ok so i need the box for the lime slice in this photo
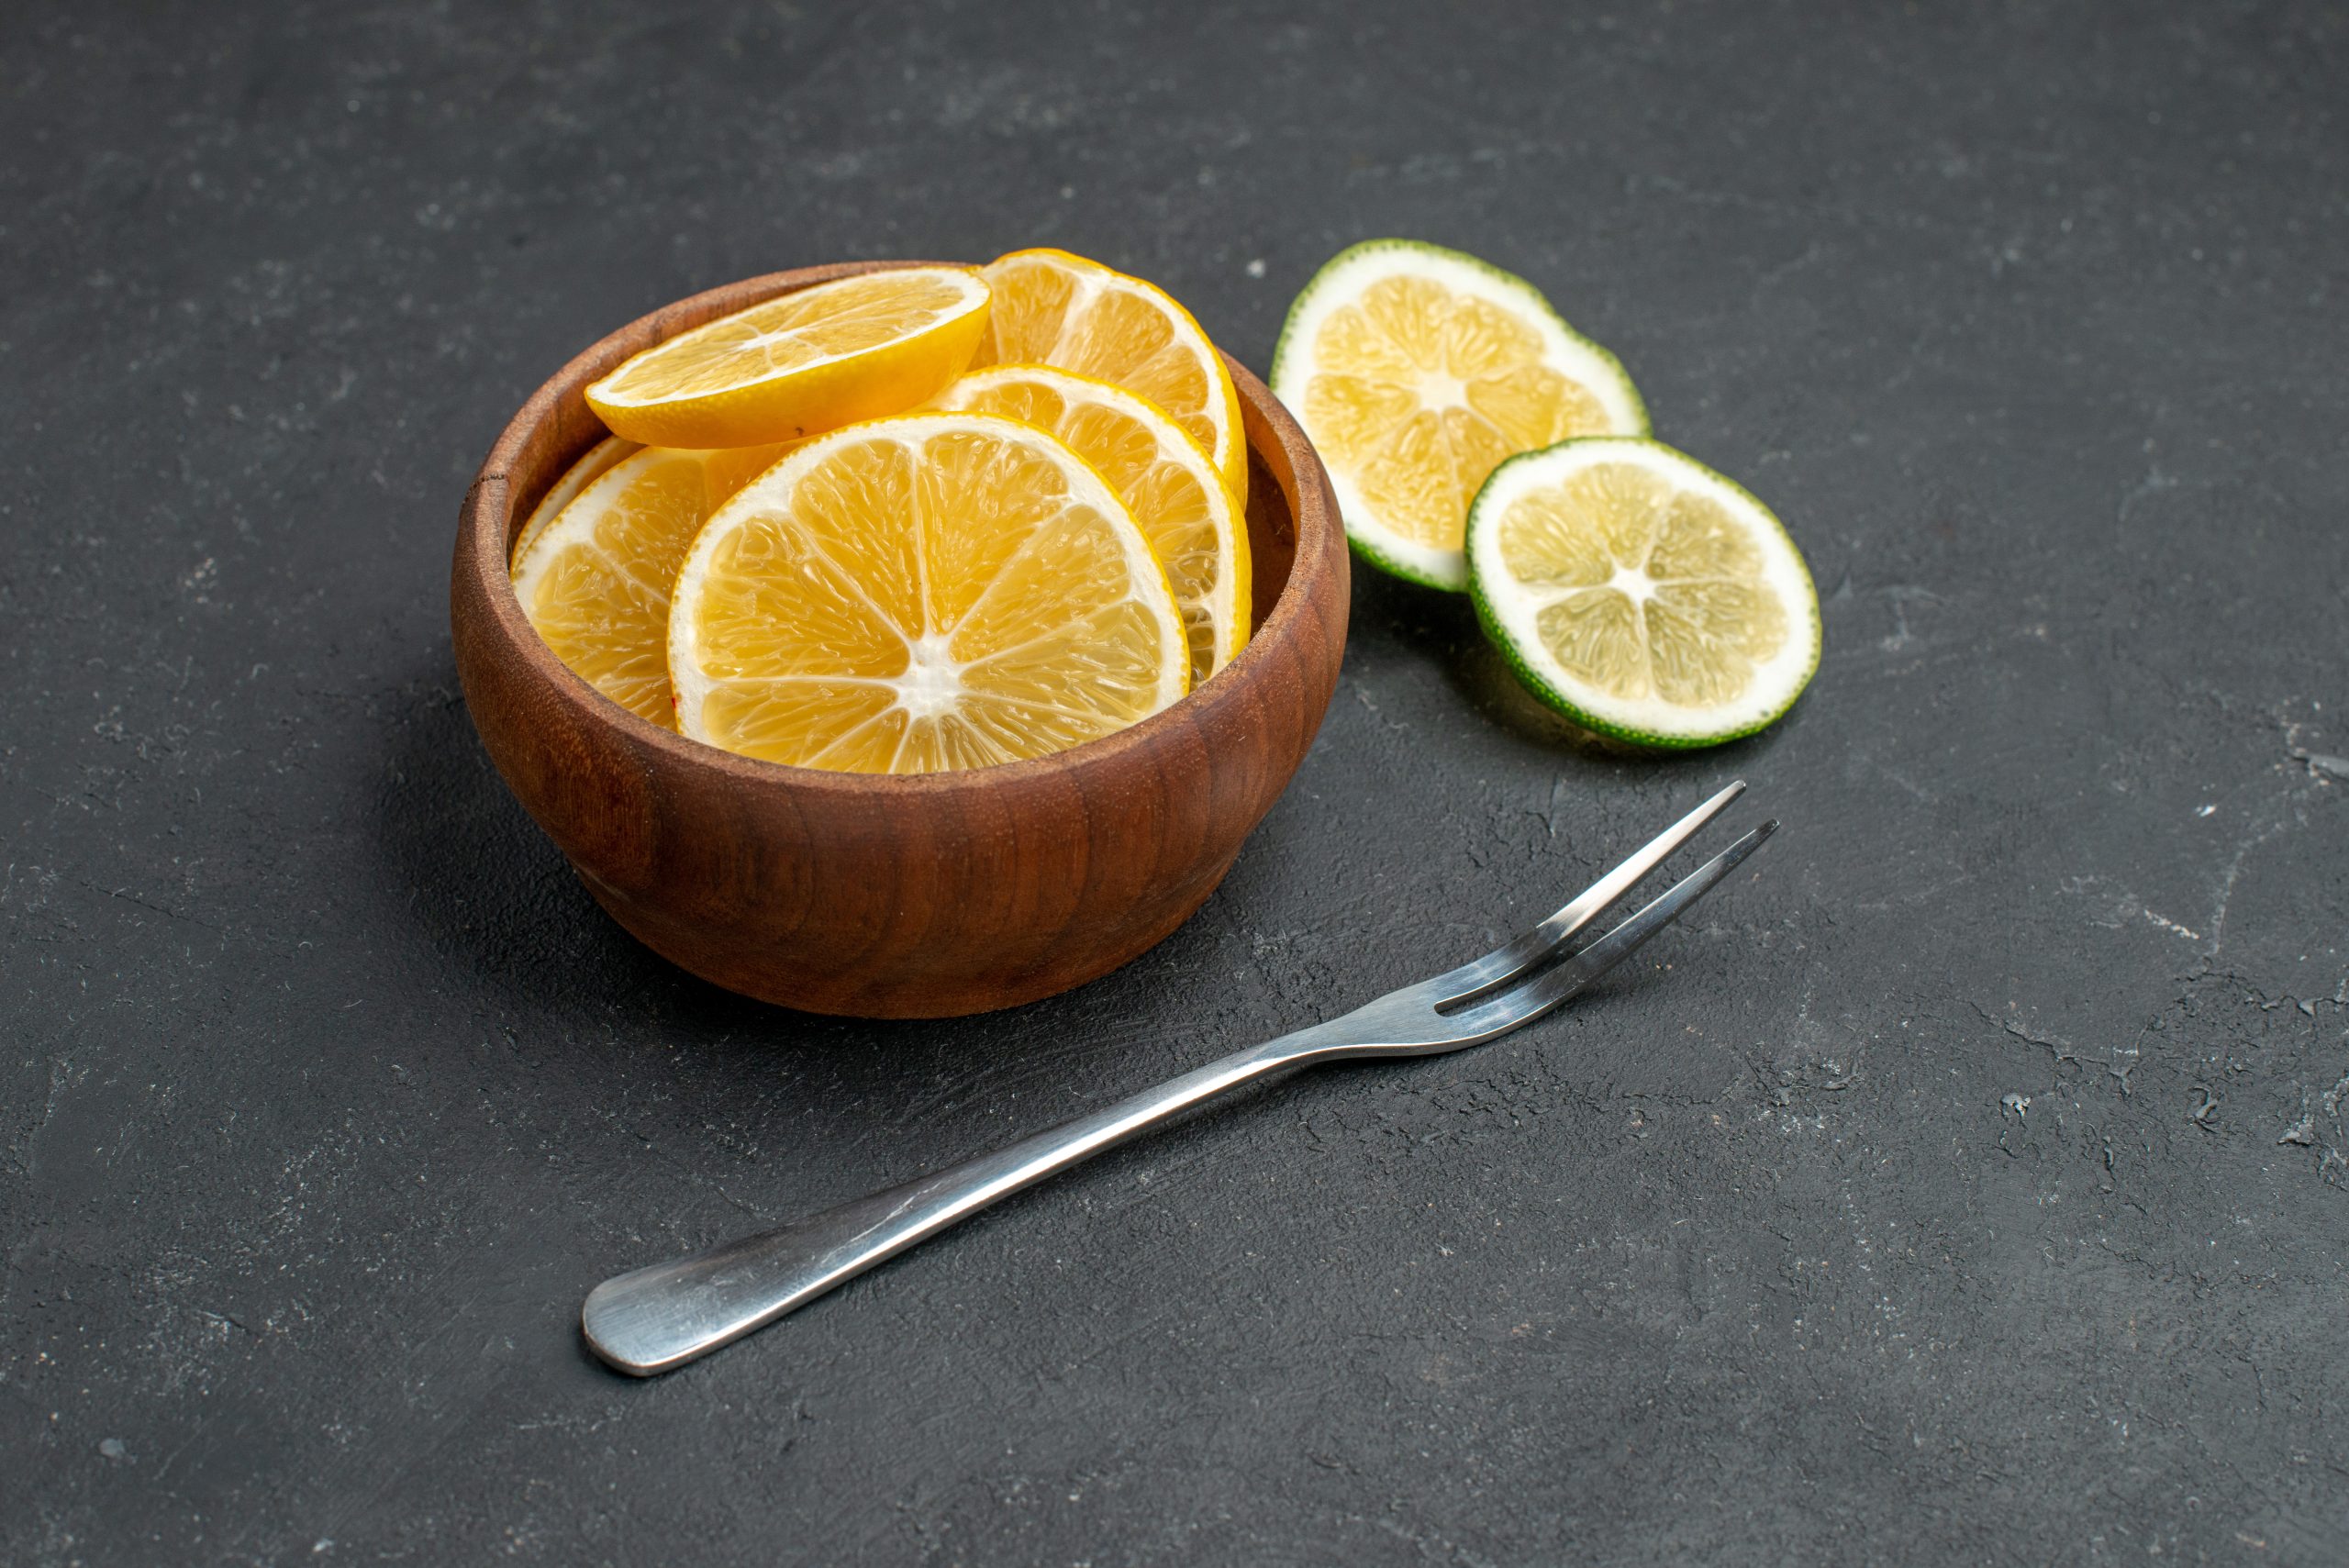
[1270,239,1647,591]
[1466,438,1820,748]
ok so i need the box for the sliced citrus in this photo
[511,435,640,565]
[669,414,1187,774]
[932,364,1249,685]
[584,267,991,449]
[968,249,1247,510]
[511,441,798,727]
[1466,438,1819,749]
[1271,239,1647,591]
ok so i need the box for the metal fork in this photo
[583,781,1775,1375]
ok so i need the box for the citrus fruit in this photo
[1271,239,1647,591]
[932,364,1249,685]
[1466,438,1819,749]
[668,414,1187,774]
[968,249,1247,509]
[511,435,640,565]
[510,441,798,727]
[584,267,991,449]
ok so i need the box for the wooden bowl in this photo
[451,261,1349,1018]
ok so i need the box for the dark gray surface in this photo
[5,1,2345,1562]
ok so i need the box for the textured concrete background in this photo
[5,2,2345,1562]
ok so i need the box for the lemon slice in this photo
[1271,239,1647,591]
[932,364,1249,685]
[585,268,991,449]
[969,249,1247,509]
[511,435,640,565]
[511,441,798,727]
[1467,438,1819,748]
[669,414,1187,774]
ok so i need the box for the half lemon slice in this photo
[932,364,1249,685]
[511,442,797,727]
[1272,239,1646,591]
[585,267,991,449]
[969,249,1247,510]
[1467,438,1820,749]
[668,414,1188,774]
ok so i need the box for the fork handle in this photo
[581,1035,1318,1375]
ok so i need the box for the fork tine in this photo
[1431,779,1747,1006]
[1439,818,1778,1042]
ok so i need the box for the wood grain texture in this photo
[451,261,1349,1018]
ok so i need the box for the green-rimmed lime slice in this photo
[1466,437,1820,748]
[1270,239,1647,591]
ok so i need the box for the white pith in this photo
[890,634,966,721]
[1468,439,1820,740]
[1271,242,1647,591]
[1608,564,1657,606]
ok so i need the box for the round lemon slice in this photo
[668,414,1188,774]
[1466,438,1820,749]
[1272,239,1647,591]
[585,267,991,449]
[511,441,798,727]
[932,364,1250,685]
[969,249,1247,510]
[511,435,640,566]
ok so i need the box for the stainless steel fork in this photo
[583,781,1775,1375]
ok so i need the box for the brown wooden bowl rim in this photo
[460,259,1341,799]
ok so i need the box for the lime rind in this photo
[1270,239,1650,593]
[1464,437,1820,750]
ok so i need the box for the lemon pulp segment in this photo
[971,249,1246,509]
[512,441,797,726]
[669,414,1188,774]
[934,364,1249,684]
